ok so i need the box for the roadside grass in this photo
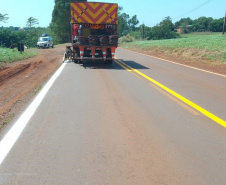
[120,33,226,63]
[34,84,43,95]
[0,48,37,65]
[180,32,221,38]
[3,114,15,126]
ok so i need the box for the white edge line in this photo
[119,47,226,78]
[0,62,67,165]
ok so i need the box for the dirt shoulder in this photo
[0,44,67,130]
[120,46,226,76]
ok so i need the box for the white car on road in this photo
[37,36,53,49]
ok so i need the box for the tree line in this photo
[0,26,53,48]
[0,1,225,48]
[0,13,53,48]
[0,0,85,48]
[119,13,225,40]
[175,17,224,33]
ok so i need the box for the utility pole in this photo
[142,22,145,39]
[223,9,226,35]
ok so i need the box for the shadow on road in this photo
[71,59,150,70]
[119,59,149,70]
[81,60,116,70]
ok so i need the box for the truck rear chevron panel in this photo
[71,2,118,24]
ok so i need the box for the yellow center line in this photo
[114,60,132,71]
[115,58,226,128]
[115,60,143,79]
[149,83,200,116]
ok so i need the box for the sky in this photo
[0,0,225,28]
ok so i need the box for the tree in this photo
[26,17,39,29]
[175,17,193,33]
[149,17,178,40]
[160,16,174,31]
[137,24,152,40]
[175,17,193,28]
[128,15,139,31]
[118,7,140,37]
[51,0,87,43]
[0,28,19,47]
[0,13,9,23]
[208,18,224,32]
[26,17,39,47]
[192,16,213,31]
[118,12,130,37]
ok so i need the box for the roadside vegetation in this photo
[0,26,55,48]
[120,32,226,63]
[117,6,226,65]
[0,48,37,64]
[3,113,15,126]
[33,84,43,95]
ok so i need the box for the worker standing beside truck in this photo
[73,24,79,43]
[64,2,118,64]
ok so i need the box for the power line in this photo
[172,0,214,20]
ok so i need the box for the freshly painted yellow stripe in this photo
[115,58,226,128]
[149,83,200,116]
[115,60,132,71]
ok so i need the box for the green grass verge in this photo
[3,114,15,125]
[0,48,37,64]
[34,84,43,95]
[120,33,226,63]
[180,32,222,38]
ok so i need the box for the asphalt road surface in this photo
[0,48,226,185]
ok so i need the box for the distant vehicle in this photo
[37,36,53,49]
[41,33,49,37]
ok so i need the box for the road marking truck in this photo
[64,2,118,64]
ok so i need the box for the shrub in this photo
[119,34,135,43]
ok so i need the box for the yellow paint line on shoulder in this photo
[149,83,200,116]
[115,58,226,128]
[115,60,132,71]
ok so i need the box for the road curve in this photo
[0,48,226,185]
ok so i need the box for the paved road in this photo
[0,48,226,184]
